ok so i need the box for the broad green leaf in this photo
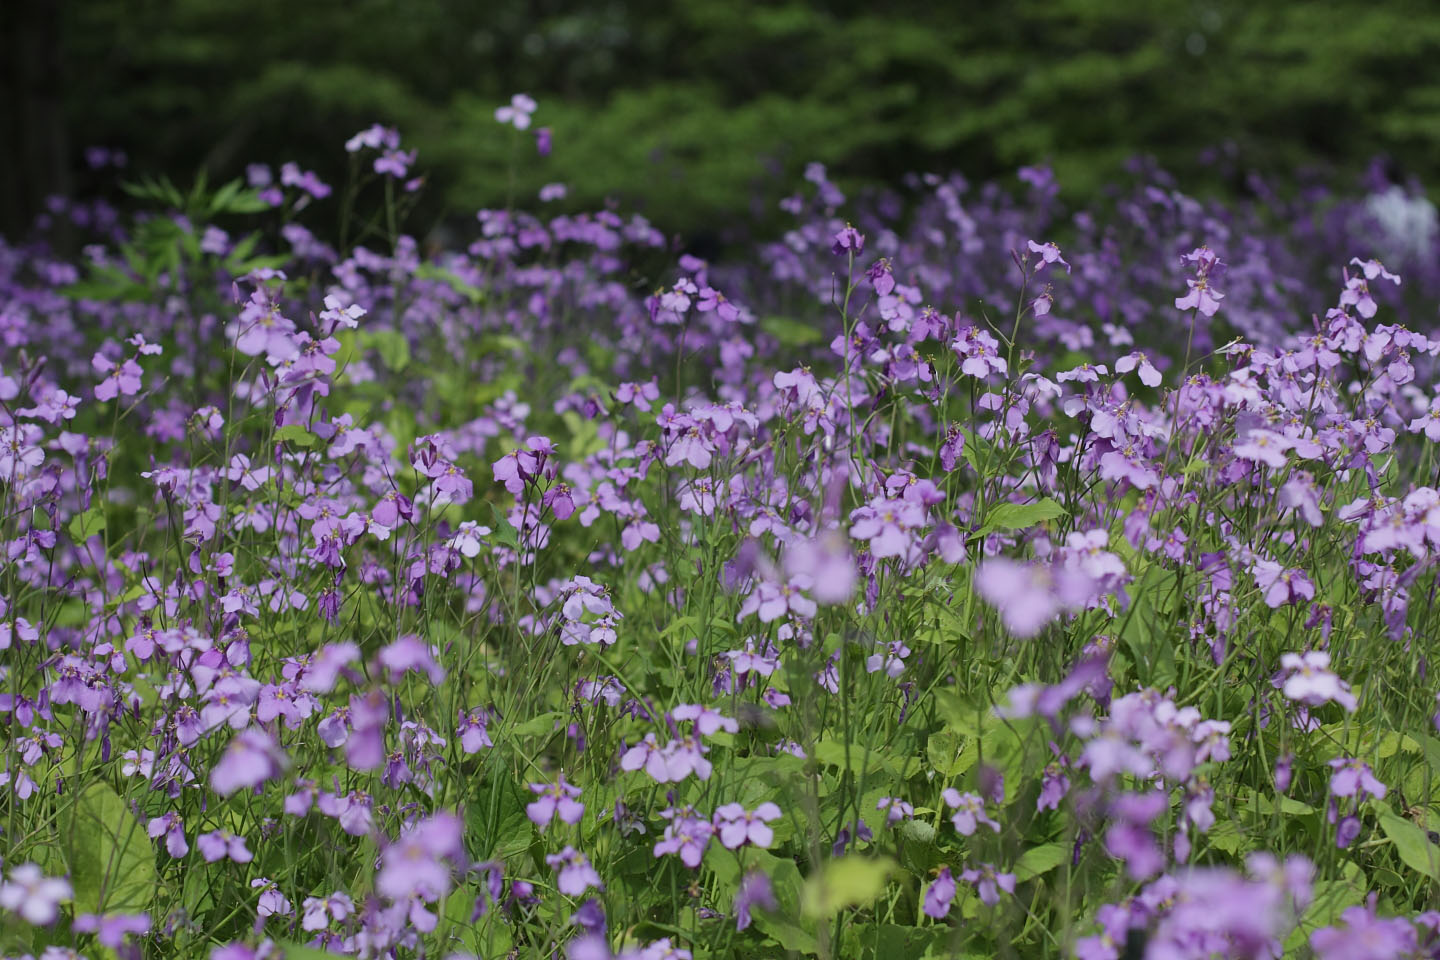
[68,505,107,541]
[68,782,158,914]
[488,503,521,550]
[814,739,892,776]
[364,328,412,372]
[274,424,318,448]
[978,498,1067,535]
[278,943,344,960]
[1380,811,1440,881]
[1286,865,1365,953]
[1013,842,1068,882]
[761,315,823,347]
[801,856,894,918]
[927,729,975,777]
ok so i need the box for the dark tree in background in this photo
[3,0,1439,239]
[2,0,71,234]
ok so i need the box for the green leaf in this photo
[274,424,318,448]
[1380,811,1440,881]
[813,739,892,776]
[67,782,159,914]
[801,856,894,918]
[761,315,823,347]
[1285,865,1365,953]
[277,943,343,960]
[68,505,107,541]
[1013,842,1068,882]
[926,729,975,778]
[977,498,1067,536]
[488,503,520,550]
[511,710,562,738]
[364,328,411,373]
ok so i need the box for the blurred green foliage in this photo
[25,0,1440,236]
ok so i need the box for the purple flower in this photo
[974,558,1095,638]
[0,864,71,925]
[251,877,293,917]
[714,802,781,849]
[653,810,715,868]
[196,829,253,863]
[527,776,586,830]
[376,811,464,901]
[1115,351,1162,387]
[72,912,150,947]
[1328,758,1387,799]
[92,353,143,401]
[1278,651,1357,712]
[783,534,856,605]
[1252,560,1315,609]
[942,789,999,836]
[547,846,604,896]
[1027,239,1071,273]
[734,871,776,931]
[301,892,354,931]
[1175,246,1224,315]
[849,496,927,559]
[210,727,288,796]
[922,867,956,919]
[831,225,864,256]
[961,863,1016,906]
[146,812,189,858]
[876,797,914,825]
[1311,896,1418,957]
[495,93,537,130]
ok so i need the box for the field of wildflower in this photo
[4,101,1440,960]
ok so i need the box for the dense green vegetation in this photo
[5,0,1440,237]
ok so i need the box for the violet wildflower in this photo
[301,892,355,931]
[146,812,189,858]
[251,877,293,917]
[961,863,1016,906]
[1311,896,1418,957]
[922,868,956,919]
[1175,245,1225,316]
[734,871,777,931]
[527,776,585,830]
[1278,651,1357,712]
[0,864,71,925]
[210,727,288,795]
[547,847,604,896]
[714,802,781,849]
[876,797,914,824]
[495,94,538,130]
[1329,758,1387,799]
[197,829,253,863]
[1027,239,1071,273]
[942,789,999,836]
[72,912,150,948]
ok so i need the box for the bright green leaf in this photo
[801,856,895,918]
